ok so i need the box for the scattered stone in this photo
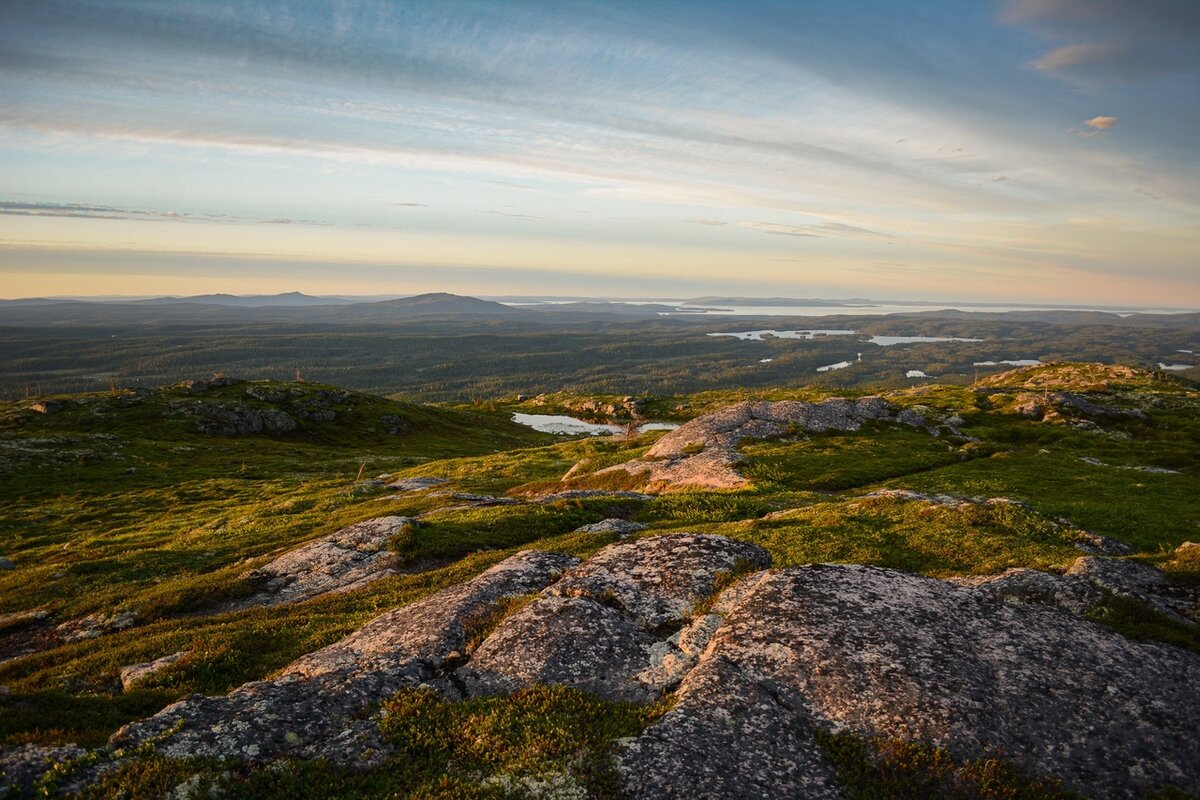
[0,556,13,570]
[119,651,189,690]
[228,517,416,610]
[386,476,449,492]
[55,610,138,643]
[593,398,924,491]
[1078,456,1180,474]
[571,518,645,537]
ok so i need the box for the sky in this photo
[1,0,1198,305]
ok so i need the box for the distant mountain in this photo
[132,292,346,307]
[349,293,519,316]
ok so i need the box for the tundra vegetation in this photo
[0,362,1197,798]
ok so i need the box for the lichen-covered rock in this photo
[180,402,297,436]
[0,744,88,797]
[624,564,1200,799]
[228,517,416,610]
[617,655,843,800]
[461,534,770,701]
[55,610,137,643]
[110,550,579,764]
[119,651,189,690]
[592,398,924,490]
[386,476,448,492]
[1067,556,1199,623]
[571,518,645,537]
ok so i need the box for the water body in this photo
[710,330,982,347]
[974,359,1042,367]
[817,360,853,372]
[759,358,774,363]
[866,335,982,346]
[512,413,678,436]
[1179,350,1194,354]
[1158,363,1194,371]
[906,370,931,378]
[707,329,856,341]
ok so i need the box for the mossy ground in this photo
[1,367,1197,797]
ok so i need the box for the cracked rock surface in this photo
[622,563,1200,799]
[460,534,769,701]
[21,535,1199,799]
[593,398,926,490]
[226,516,416,610]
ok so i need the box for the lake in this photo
[512,413,679,436]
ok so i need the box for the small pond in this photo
[512,413,679,436]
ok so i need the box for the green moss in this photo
[817,730,1083,799]
[1086,594,1200,655]
[708,495,1079,577]
[68,686,669,800]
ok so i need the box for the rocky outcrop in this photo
[618,563,1200,799]
[18,536,1197,799]
[976,363,1146,391]
[227,517,415,610]
[959,554,1199,625]
[179,402,297,436]
[591,398,926,491]
[460,534,770,702]
[1012,391,1149,425]
[110,550,578,765]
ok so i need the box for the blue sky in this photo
[1,0,1197,303]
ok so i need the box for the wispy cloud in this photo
[0,201,326,226]
[733,221,885,239]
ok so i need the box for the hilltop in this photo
[0,364,1197,798]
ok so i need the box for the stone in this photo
[227,517,416,610]
[1067,556,1199,623]
[27,400,63,414]
[56,610,138,643]
[0,557,13,570]
[119,651,189,690]
[386,476,449,492]
[0,744,88,797]
[460,534,771,701]
[571,518,645,537]
[181,402,297,436]
[621,564,1200,799]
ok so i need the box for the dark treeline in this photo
[0,311,1196,401]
